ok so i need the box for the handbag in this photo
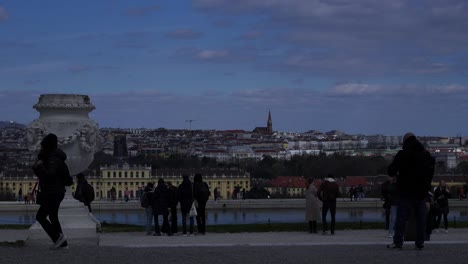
[31,181,45,205]
[189,201,197,217]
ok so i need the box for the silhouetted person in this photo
[318,174,340,235]
[167,181,179,234]
[381,176,398,237]
[387,132,435,250]
[151,178,173,236]
[32,133,69,250]
[305,178,320,233]
[193,173,210,234]
[178,175,195,236]
[434,181,451,233]
[74,173,94,212]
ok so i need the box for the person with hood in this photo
[193,173,210,235]
[141,182,154,235]
[74,173,94,212]
[167,181,179,234]
[387,132,435,250]
[151,178,173,236]
[178,175,195,236]
[434,181,451,233]
[305,178,321,233]
[381,176,399,237]
[318,174,341,235]
[32,133,69,250]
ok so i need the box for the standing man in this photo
[178,175,195,236]
[381,176,399,237]
[434,181,451,233]
[32,133,70,250]
[151,178,173,236]
[387,132,435,250]
[167,181,179,234]
[193,173,210,235]
[318,174,340,235]
[110,186,116,202]
[141,182,154,236]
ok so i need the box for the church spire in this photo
[267,110,272,133]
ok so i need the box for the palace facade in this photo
[0,164,251,201]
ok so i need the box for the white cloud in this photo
[194,0,468,77]
[331,83,384,96]
[196,49,231,60]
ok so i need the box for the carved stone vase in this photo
[26,94,99,175]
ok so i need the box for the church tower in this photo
[267,110,272,133]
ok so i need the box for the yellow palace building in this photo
[0,164,251,201]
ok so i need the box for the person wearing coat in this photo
[305,178,321,233]
[193,173,210,235]
[32,133,69,249]
[177,175,195,236]
[151,178,173,236]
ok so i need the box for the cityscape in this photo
[1,112,467,201]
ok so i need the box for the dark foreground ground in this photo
[2,244,468,264]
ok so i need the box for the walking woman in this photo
[32,133,69,250]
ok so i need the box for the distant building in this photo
[253,111,273,134]
[113,134,128,158]
[265,176,308,197]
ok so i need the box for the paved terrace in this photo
[1,229,468,264]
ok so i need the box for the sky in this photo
[1,0,468,136]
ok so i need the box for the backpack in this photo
[82,182,95,203]
[140,192,150,208]
[199,182,210,201]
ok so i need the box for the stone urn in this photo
[26,94,99,175]
[26,94,101,243]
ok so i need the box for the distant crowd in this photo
[139,173,210,236]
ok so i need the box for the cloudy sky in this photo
[1,0,468,136]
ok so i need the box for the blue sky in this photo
[1,0,468,136]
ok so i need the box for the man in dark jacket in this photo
[167,181,179,234]
[178,175,195,236]
[318,174,340,235]
[151,178,173,236]
[193,173,210,235]
[434,181,451,233]
[381,176,399,237]
[387,132,435,250]
[32,133,69,250]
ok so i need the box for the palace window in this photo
[124,172,128,178]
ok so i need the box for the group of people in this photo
[141,173,211,236]
[382,177,451,239]
[304,132,443,251]
[305,174,341,235]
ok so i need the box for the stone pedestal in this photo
[26,94,101,245]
